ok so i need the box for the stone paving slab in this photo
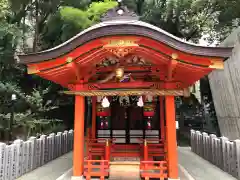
[109,164,140,180]
[17,147,238,180]
[179,165,193,180]
[109,165,192,180]
[17,152,73,180]
[178,147,237,180]
[55,165,190,180]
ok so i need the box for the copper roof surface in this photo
[17,20,233,64]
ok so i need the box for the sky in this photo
[198,34,218,47]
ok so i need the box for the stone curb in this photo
[178,164,195,180]
[56,168,73,180]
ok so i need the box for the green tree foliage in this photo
[123,0,240,44]
[211,0,240,42]
[122,0,240,134]
[42,0,117,48]
[0,0,118,140]
[0,0,239,140]
[0,0,19,63]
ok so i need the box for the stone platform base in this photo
[56,165,193,180]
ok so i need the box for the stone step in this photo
[112,157,140,161]
[110,161,140,165]
[109,164,140,180]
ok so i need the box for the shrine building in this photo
[17,2,232,180]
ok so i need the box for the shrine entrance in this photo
[97,96,161,144]
[17,1,231,179]
[111,96,142,144]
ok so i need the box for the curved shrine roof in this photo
[16,6,234,92]
[18,19,232,63]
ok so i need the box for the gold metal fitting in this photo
[106,139,109,146]
[115,67,124,79]
[144,139,147,146]
[27,66,40,74]
[66,57,73,63]
[209,59,224,69]
[171,53,178,60]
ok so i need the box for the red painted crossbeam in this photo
[84,81,182,90]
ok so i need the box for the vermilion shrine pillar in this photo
[165,96,179,180]
[73,84,85,179]
[91,97,97,139]
[159,96,165,140]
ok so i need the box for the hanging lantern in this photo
[143,103,155,117]
[143,95,155,117]
[105,120,109,128]
[97,96,110,129]
[145,95,153,102]
[100,117,109,129]
[100,119,104,129]
[97,103,110,117]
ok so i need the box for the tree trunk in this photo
[33,0,39,52]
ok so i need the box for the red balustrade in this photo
[111,144,141,158]
[85,139,106,160]
[105,139,111,160]
[148,143,165,158]
[140,161,168,180]
[84,137,168,180]
[84,160,109,180]
[138,138,165,160]
[85,138,114,160]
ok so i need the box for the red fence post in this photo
[105,139,110,160]
[144,139,148,161]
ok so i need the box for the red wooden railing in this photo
[148,143,165,158]
[84,137,168,179]
[105,139,111,161]
[111,144,141,158]
[138,138,165,160]
[84,160,109,180]
[85,139,106,160]
[86,137,165,161]
[140,161,168,180]
[85,138,114,160]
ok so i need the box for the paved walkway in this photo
[17,147,237,180]
[17,152,73,180]
[178,147,237,180]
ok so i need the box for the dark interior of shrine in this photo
[95,96,162,144]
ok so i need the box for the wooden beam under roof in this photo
[60,89,190,97]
